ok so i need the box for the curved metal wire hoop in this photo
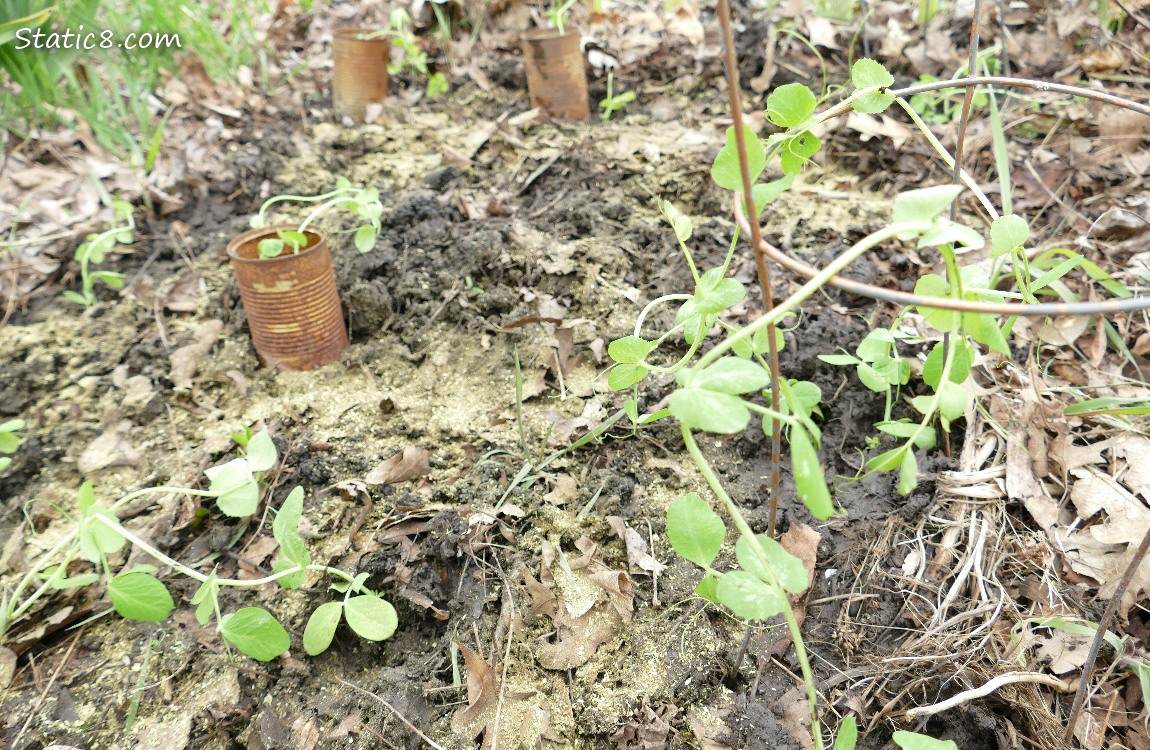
[734,198,1150,317]
[738,76,1150,317]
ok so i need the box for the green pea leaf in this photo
[786,380,822,420]
[990,214,1029,258]
[892,185,964,225]
[258,239,285,258]
[693,267,746,314]
[921,340,974,389]
[833,716,858,750]
[897,450,918,495]
[658,199,693,243]
[280,230,308,249]
[343,595,398,641]
[913,274,960,334]
[866,446,907,472]
[711,125,767,191]
[695,574,721,603]
[303,601,344,656]
[245,429,278,473]
[355,225,376,253]
[767,83,817,128]
[716,570,787,620]
[937,380,969,424]
[892,732,959,750]
[735,534,809,593]
[790,426,834,519]
[851,58,895,113]
[669,389,750,434]
[108,572,174,622]
[608,336,656,364]
[687,358,771,395]
[779,132,821,176]
[191,569,220,626]
[752,175,795,212]
[78,503,127,563]
[273,487,310,589]
[608,363,649,391]
[666,493,725,568]
[205,458,260,517]
[220,607,291,662]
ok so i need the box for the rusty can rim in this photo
[226,225,327,266]
[522,28,579,44]
[333,26,388,42]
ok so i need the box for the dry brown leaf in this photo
[78,420,141,474]
[0,646,16,689]
[168,320,223,389]
[606,516,667,577]
[781,523,820,591]
[844,111,912,149]
[161,274,204,312]
[544,474,578,506]
[451,644,551,749]
[776,686,815,750]
[364,446,431,485]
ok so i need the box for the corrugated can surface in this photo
[523,30,590,120]
[227,226,348,371]
[333,28,389,121]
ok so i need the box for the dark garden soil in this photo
[2,4,1149,750]
[0,79,964,750]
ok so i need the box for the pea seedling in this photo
[250,178,383,258]
[597,57,1083,749]
[63,198,133,307]
[0,428,397,661]
[0,419,22,474]
[544,0,578,35]
[599,71,635,122]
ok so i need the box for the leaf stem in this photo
[680,424,824,750]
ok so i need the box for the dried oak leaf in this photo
[168,319,223,390]
[451,644,551,750]
[78,420,141,474]
[365,446,431,485]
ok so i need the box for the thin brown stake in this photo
[1062,524,1150,744]
[715,0,782,539]
[949,0,983,222]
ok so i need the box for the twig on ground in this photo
[336,677,448,750]
[905,672,1071,720]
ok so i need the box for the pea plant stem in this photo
[4,530,81,627]
[680,424,824,750]
[87,513,358,589]
[695,221,933,374]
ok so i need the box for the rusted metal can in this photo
[332,27,390,121]
[522,30,590,120]
[226,226,348,371]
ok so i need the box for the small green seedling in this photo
[0,419,23,474]
[63,198,134,307]
[250,177,383,258]
[545,0,579,35]
[0,426,397,662]
[382,9,448,98]
[599,71,635,122]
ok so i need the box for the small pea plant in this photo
[383,8,448,98]
[599,71,635,123]
[63,198,133,307]
[544,0,578,35]
[0,428,396,661]
[0,419,22,474]
[602,58,1079,749]
[250,178,383,259]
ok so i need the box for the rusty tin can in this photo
[522,29,590,120]
[227,226,348,371]
[332,27,390,121]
